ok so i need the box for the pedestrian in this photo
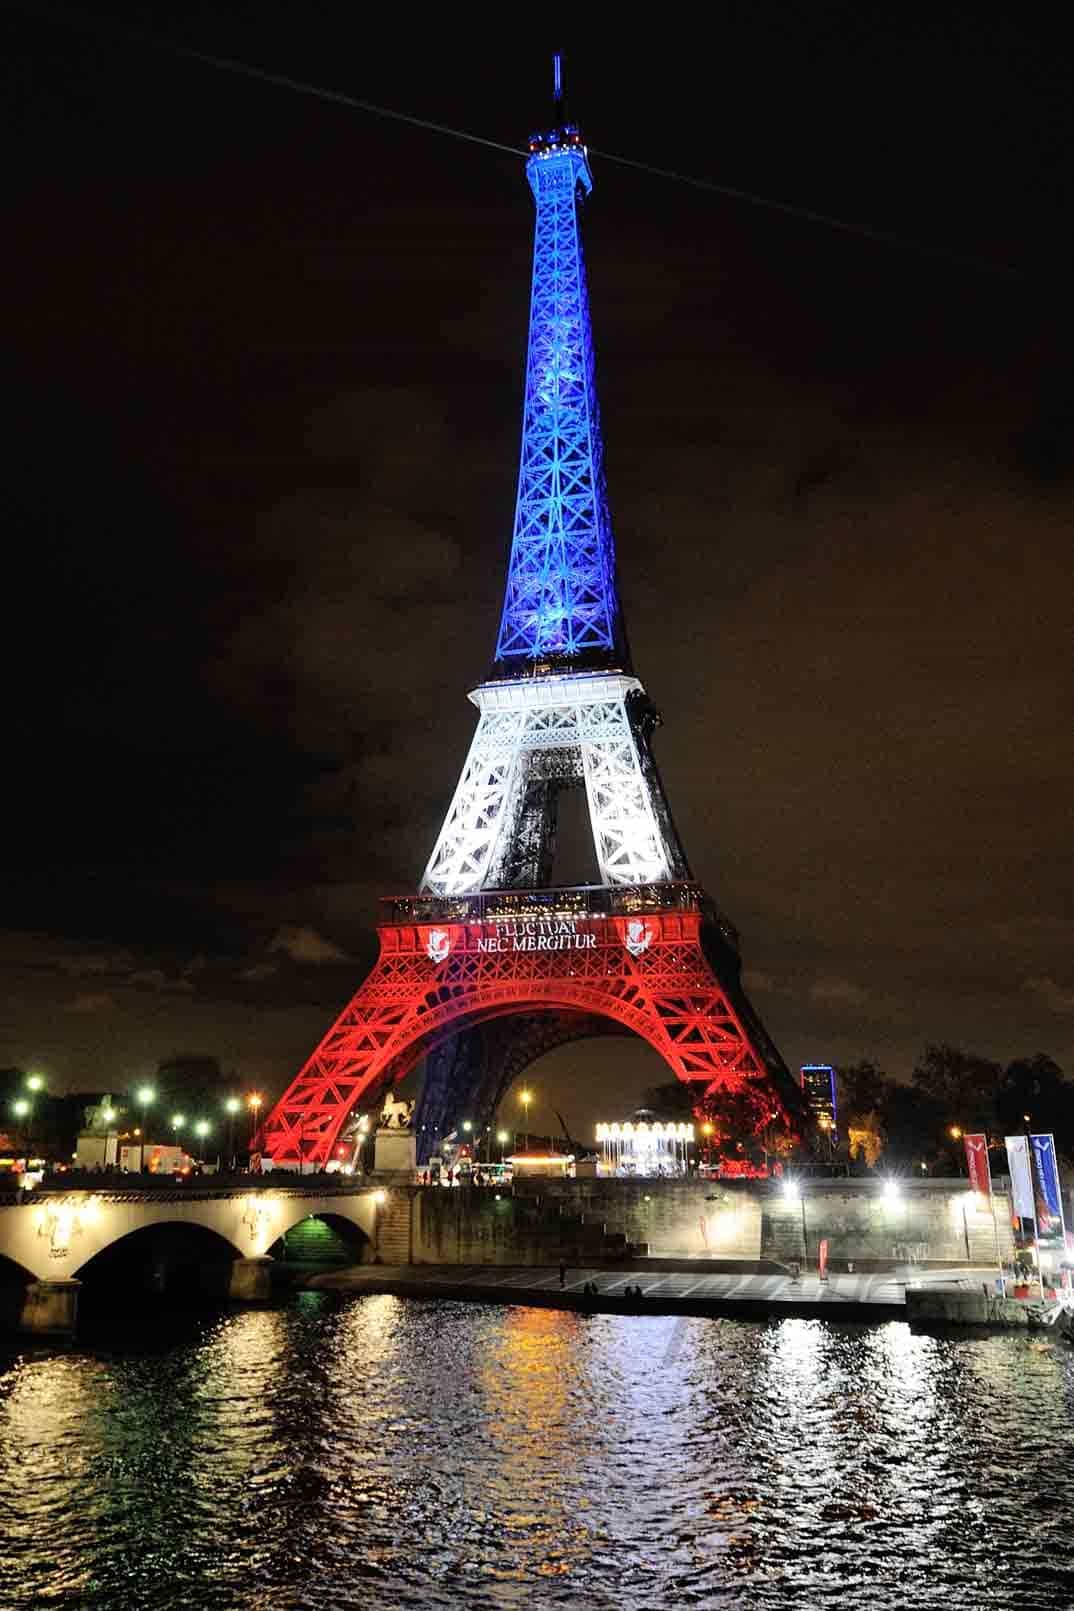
[559,1260,566,1288]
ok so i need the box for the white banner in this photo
[1005,1134,1035,1219]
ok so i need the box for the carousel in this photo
[595,1117,694,1177]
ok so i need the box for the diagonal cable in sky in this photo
[20,2,1021,278]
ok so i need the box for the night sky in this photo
[5,6,1073,1135]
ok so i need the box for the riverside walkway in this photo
[311,1262,1004,1321]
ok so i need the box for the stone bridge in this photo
[0,1180,400,1335]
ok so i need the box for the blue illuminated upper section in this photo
[493,123,629,675]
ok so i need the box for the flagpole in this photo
[1025,1120,1045,1300]
[966,1132,1003,1286]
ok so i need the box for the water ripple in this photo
[2,1299,1074,1608]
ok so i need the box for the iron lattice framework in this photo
[259,80,804,1166]
[420,673,690,895]
[262,888,794,1165]
[494,135,627,670]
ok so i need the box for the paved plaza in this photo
[313,1262,1004,1317]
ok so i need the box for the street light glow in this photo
[137,1085,155,1105]
[225,1097,240,1114]
[195,1120,210,1138]
[26,1074,45,1092]
[12,1099,30,1118]
[782,1180,800,1201]
[172,1113,185,1129]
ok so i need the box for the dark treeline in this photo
[641,1043,1073,1172]
[0,1055,251,1159]
[838,1045,1074,1171]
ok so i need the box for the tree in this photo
[837,1060,892,1125]
[995,1055,1074,1158]
[847,1111,884,1169]
[879,1079,945,1167]
[911,1043,1002,1136]
[639,1082,696,1122]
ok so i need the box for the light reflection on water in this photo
[2,1296,1074,1609]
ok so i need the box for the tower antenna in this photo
[552,51,564,123]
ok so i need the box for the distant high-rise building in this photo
[799,1064,837,1135]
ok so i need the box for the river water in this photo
[3,1294,1074,1609]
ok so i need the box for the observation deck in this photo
[380,882,741,952]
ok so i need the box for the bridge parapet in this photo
[0,1183,390,1284]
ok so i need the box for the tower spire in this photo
[493,58,629,675]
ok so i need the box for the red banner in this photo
[964,1133,992,1197]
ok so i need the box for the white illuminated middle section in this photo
[420,671,680,895]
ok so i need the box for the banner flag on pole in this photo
[1005,1135,1035,1219]
[1031,1133,1066,1252]
[964,1133,992,1197]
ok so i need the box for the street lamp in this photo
[224,1096,240,1169]
[12,1097,31,1164]
[171,1113,185,1155]
[195,1119,210,1165]
[135,1085,155,1172]
[247,1093,263,1146]
[96,1102,116,1171]
[26,1074,44,1093]
[518,1088,532,1150]
[497,1128,509,1162]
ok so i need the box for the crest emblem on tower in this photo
[424,928,452,965]
[257,56,807,1168]
[624,919,655,957]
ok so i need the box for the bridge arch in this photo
[268,1208,374,1268]
[264,1199,376,1255]
[72,1219,243,1279]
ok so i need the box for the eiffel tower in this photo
[260,59,805,1168]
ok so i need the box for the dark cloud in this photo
[268,926,351,966]
[128,970,195,995]
[64,992,118,1015]
[1025,977,1074,1016]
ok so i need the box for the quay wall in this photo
[403,1177,1017,1268]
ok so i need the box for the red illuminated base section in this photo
[259,902,795,1165]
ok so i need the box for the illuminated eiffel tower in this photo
[260,58,805,1167]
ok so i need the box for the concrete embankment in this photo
[309,1262,1074,1331]
[310,1262,929,1323]
[905,1285,1072,1331]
